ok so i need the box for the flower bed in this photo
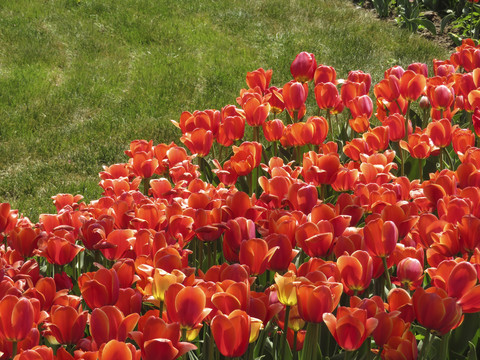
[2,39,480,360]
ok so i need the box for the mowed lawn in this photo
[0,0,449,220]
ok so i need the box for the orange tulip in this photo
[90,306,139,348]
[296,282,343,323]
[211,310,251,357]
[364,218,398,259]
[306,116,329,145]
[347,70,372,92]
[0,295,35,342]
[265,88,285,114]
[323,307,378,351]
[452,126,474,154]
[230,141,262,176]
[180,128,213,157]
[315,82,341,110]
[412,287,462,335]
[382,328,418,360]
[37,230,83,266]
[12,346,54,360]
[400,132,436,159]
[374,76,400,102]
[399,70,426,102]
[223,217,256,263]
[130,316,196,360]
[283,81,308,113]
[165,284,211,330]
[99,339,138,360]
[79,268,120,309]
[43,305,88,345]
[239,238,275,276]
[262,119,285,142]
[246,68,272,94]
[290,52,317,82]
[266,233,299,272]
[295,221,334,258]
[0,203,18,235]
[314,65,337,85]
[337,250,373,295]
[8,226,46,258]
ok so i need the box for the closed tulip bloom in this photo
[262,119,285,142]
[211,310,251,357]
[399,71,426,102]
[239,238,273,276]
[180,128,213,157]
[290,52,317,82]
[274,271,298,306]
[452,126,474,154]
[79,268,120,309]
[323,307,378,351]
[0,295,35,341]
[90,306,139,347]
[0,203,18,235]
[374,76,400,102]
[427,119,452,148]
[315,82,341,110]
[348,95,373,119]
[364,218,398,259]
[296,282,343,323]
[38,231,84,266]
[99,339,136,360]
[314,65,337,85]
[396,258,423,289]
[412,287,462,335]
[427,84,454,110]
[347,70,372,92]
[283,81,308,112]
[337,250,373,294]
[165,284,211,330]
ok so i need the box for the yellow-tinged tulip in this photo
[274,271,297,306]
[151,269,185,303]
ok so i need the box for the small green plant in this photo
[395,0,437,35]
[450,2,480,43]
[372,0,392,18]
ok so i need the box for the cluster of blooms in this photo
[3,39,480,360]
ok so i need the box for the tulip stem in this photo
[399,145,405,177]
[293,330,298,360]
[419,158,423,181]
[303,322,321,360]
[159,300,164,317]
[327,111,334,142]
[3,234,7,251]
[441,331,451,360]
[419,331,433,360]
[404,101,411,142]
[439,147,444,171]
[279,305,291,359]
[11,341,17,358]
[143,177,150,196]
[381,257,392,292]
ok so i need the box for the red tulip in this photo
[0,295,35,341]
[43,305,88,345]
[211,310,251,357]
[79,268,120,309]
[165,284,211,330]
[296,282,343,323]
[323,307,378,351]
[290,52,317,82]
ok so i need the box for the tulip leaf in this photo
[413,18,437,35]
[441,13,455,33]
[450,313,480,355]
[467,341,477,360]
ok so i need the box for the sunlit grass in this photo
[0,0,449,219]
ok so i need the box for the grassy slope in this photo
[0,0,449,220]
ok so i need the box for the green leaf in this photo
[468,341,477,360]
[441,13,456,33]
[449,32,463,46]
[414,18,437,35]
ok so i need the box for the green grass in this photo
[0,0,449,220]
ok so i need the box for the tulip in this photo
[246,68,272,93]
[412,287,462,335]
[90,306,139,347]
[43,305,88,345]
[0,295,35,342]
[164,284,211,330]
[314,65,336,85]
[211,310,251,357]
[290,52,316,82]
[0,203,18,235]
[99,339,137,360]
[79,268,120,309]
[130,316,196,360]
[323,307,378,351]
[296,282,343,323]
[180,128,213,157]
[337,250,373,295]
[274,271,297,306]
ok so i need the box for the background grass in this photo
[0,0,449,220]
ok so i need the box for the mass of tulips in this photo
[4,39,480,360]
